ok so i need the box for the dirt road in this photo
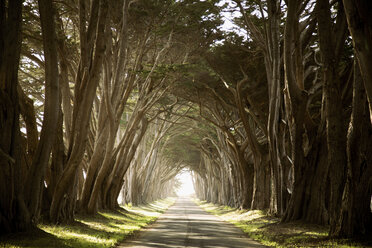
[119,197,266,248]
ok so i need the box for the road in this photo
[119,196,266,248]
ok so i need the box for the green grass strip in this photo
[0,197,175,248]
[195,199,370,248]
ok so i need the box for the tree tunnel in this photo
[1,0,372,240]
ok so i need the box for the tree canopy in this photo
[0,0,371,239]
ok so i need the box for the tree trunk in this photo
[316,0,348,235]
[18,86,38,164]
[49,0,108,223]
[43,107,65,218]
[266,0,284,216]
[24,0,60,220]
[104,117,148,209]
[335,60,372,237]
[251,156,270,210]
[343,0,372,123]
[0,0,29,233]
[87,121,116,214]
[79,126,107,211]
[281,0,308,223]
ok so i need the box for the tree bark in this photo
[104,116,148,209]
[0,0,29,233]
[281,0,308,223]
[343,0,372,124]
[50,0,108,223]
[335,60,372,237]
[316,0,348,235]
[266,0,285,216]
[18,86,38,165]
[24,0,60,220]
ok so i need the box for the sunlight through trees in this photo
[175,170,195,196]
[0,0,371,240]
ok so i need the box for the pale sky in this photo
[176,170,195,196]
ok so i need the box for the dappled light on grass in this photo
[40,227,112,245]
[0,198,175,248]
[195,199,368,248]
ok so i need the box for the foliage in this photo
[1,0,371,240]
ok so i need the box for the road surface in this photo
[119,197,266,248]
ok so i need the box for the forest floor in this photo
[196,199,372,248]
[0,198,175,248]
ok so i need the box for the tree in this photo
[335,60,372,237]
[316,0,348,234]
[0,0,25,233]
[1,0,371,239]
[24,0,60,222]
[49,0,109,223]
[343,0,372,124]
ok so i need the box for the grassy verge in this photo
[195,199,371,248]
[0,197,175,248]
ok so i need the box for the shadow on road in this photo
[119,197,266,248]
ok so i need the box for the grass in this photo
[0,198,175,248]
[195,199,372,248]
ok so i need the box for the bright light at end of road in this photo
[176,170,195,196]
